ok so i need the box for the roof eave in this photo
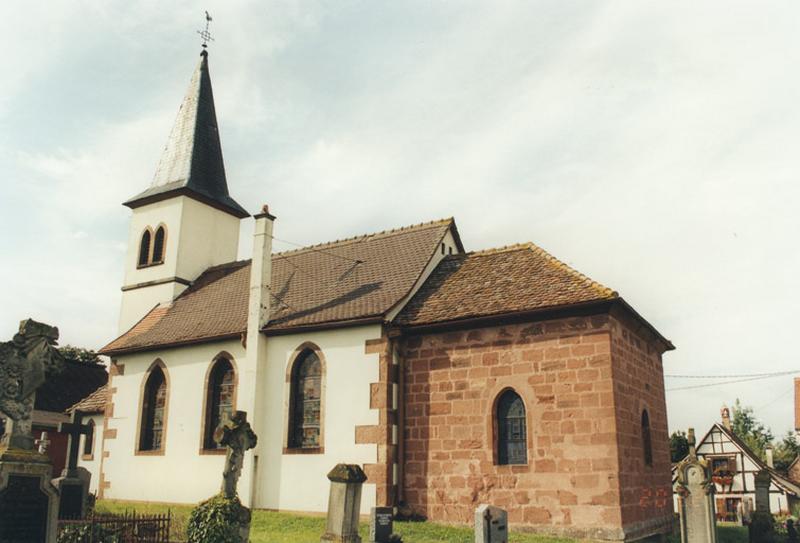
[99,331,244,357]
[123,186,250,219]
[262,316,384,336]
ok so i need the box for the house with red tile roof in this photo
[95,48,674,542]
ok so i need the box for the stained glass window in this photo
[140,365,167,451]
[642,410,653,467]
[205,358,235,449]
[290,351,322,449]
[497,390,527,465]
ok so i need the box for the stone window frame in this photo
[199,352,239,455]
[641,408,653,468]
[137,227,154,268]
[136,224,168,269]
[135,359,171,456]
[81,418,95,461]
[151,223,168,265]
[492,387,529,466]
[282,342,327,455]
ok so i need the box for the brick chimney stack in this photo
[795,378,800,431]
[721,405,732,431]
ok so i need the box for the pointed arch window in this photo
[289,350,322,449]
[152,226,166,264]
[138,229,152,267]
[642,409,653,467]
[203,357,236,450]
[82,419,95,458]
[139,364,168,452]
[496,389,527,465]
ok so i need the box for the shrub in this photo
[186,493,251,543]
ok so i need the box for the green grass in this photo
[96,500,751,543]
[97,500,575,542]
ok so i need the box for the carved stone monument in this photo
[475,505,508,543]
[52,410,93,519]
[321,464,367,543]
[212,410,257,542]
[675,428,717,543]
[0,319,65,543]
[749,470,775,542]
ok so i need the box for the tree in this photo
[58,345,103,366]
[773,432,800,473]
[731,399,774,461]
[670,430,690,463]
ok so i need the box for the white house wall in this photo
[76,413,104,495]
[103,339,245,504]
[255,324,381,514]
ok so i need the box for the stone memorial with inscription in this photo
[0,319,65,543]
[321,463,367,543]
[475,504,508,543]
[675,428,717,543]
[52,410,93,519]
[370,506,398,543]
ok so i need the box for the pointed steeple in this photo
[125,51,249,218]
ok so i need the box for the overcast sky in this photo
[1,2,798,437]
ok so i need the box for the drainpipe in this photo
[240,205,275,508]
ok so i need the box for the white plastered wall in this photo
[76,413,104,495]
[119,196,241,333]
[255,324,381,514]
[102,339,245,504]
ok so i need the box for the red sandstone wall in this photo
[401,315,630,540]
[608,315,673,540]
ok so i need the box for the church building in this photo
[97,49,675,541]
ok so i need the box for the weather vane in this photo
[197,11,214,50]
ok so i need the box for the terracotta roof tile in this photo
[395,242,618,326]
[100,219,455,355]
[67,385,108,415]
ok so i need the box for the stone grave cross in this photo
[214,410,258,499]
[58,411,92,476]
[35,431,51,454]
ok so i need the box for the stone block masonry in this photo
[400,313,672,541]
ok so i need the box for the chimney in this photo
[238,204,275,507]
[721,405,732,431]
[795,378,800,431]
[766,445,774,469]
[249,204,275,334]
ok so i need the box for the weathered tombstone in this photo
[370,506,393,543]
[0,319,65,543]
[749,470,775,542]
[675,428,717,543]
[52,410,93,519]
[474,504,508,543]
[321,464,367,543]
[215,410,258,541]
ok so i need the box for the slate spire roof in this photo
[124,51,249,218]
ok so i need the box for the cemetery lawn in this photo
[97,500,575,542]
[97,501,749,542]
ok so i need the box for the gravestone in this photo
[321,463,367,543]
[0,319,65,543]
[675,428,717,543]
[474,504,508,543]
[52,410,93,519]
[370,507,393,543]
[748,470,775,542]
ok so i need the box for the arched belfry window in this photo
[289,350,322,449]
[496,389,527,465]
[139,363,168,452]
[203,357,236,449]
[152,226,166,264]
[83,419,95,457]
[138,229,152,267]
[642,409,653,467]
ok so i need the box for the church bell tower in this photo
[118,50,249,333]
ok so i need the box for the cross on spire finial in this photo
[197,11,214,51]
